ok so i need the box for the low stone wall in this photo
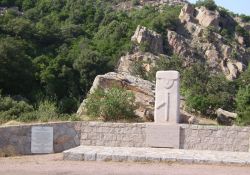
[180,125,250,152]
[79,122,250,152]
[1,121,250,156]
[80,122,146,147]
[0,122,81,157]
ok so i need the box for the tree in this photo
[0,37,35,96]
[236,86,250,125]
[196,0,217,11]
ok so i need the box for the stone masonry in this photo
[0,122,81,157]
[80,122,146,147]
[180,125,250,152]
[1,121,250,156]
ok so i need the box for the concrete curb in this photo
[63,146,250,165]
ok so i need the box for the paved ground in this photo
[63,146,250,165]
[0,153,250,175]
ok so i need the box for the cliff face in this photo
[175,4,249,80]
[117,3,250,80]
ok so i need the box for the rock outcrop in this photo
[195,6,220,28]
[172,4,249,80]
[117,51,160,74]
[77,72,155,121]
[132,25,164,54]
[216,108,237,126]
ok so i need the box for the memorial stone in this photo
[154,71,180,123]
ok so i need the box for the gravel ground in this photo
[0,154,250,175]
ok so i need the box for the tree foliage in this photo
[0,0,182,118]
[195,0,217,11]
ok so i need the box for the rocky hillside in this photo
[1,0,250,125]
[78,1,250,125]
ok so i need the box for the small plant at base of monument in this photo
[85,87,138,121]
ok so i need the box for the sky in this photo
[188,0,250,15]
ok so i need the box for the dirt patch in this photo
[0,154,250,175]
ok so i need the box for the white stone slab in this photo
[154,71,180,123]
[146,124,180,148]
[31,126,53,153]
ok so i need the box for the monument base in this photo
[146,123,180,149]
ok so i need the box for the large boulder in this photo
[179,4,220,29]
[216,108,237,125]
[179,3,195,23]
[167,30,196,65]
[117,51,160,74]
[131,25,164,54]
[195,6,220,28]
[77,72,155,121]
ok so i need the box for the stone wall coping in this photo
[0,121,147,129]
[0,121,82,129]
[179,124,250,130]
[1,121,250,131]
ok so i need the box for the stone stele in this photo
[154,71,180,123]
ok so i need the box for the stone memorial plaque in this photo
[154,71,180,123]
[31,126,53,153]
[146,124,180,148]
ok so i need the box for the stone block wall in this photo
[1,121,250,156]
[80,122,146,147]
[0,122,81,156]
[180,125,250,152]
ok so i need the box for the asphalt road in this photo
[0,154,250,175]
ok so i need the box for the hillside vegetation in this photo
[0,0,250,125]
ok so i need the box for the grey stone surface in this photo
[154,71,180,123]
[1,121,250,157]
[0,122,81,156]
[31,126,53,154]
[63,145,250,165]
[146,123,180,148]
[80,122,147,148]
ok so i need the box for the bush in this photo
[182,63,236,116]
[235,25,250,47]
[35,100,59,122]
[146,55,183,82]
[0,95,34,122]
[132,0,140,6]
[236,86,250,125]
[131,60,149,80]
[195,0,217,11]
[85,87,137,121]
[240,14,250,22]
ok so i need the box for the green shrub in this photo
[182,63,236,116]
[195,0,217,11]
[236,86,250,125]
[138,41,150,52]
[85,87,137,121]
[131,60,148,80]
[35,100,59,122]
[240,14,250,22]
[132,0,140,6]
[147,55,183,82]
[235,25,250,47]
[0,95,34,122]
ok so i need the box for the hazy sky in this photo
[188,0,250,15]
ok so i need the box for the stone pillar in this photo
[154,71,180,123]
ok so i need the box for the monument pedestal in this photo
[146,123,180,149]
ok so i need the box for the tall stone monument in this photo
[154,71,180,123]
[146,70,180,148]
